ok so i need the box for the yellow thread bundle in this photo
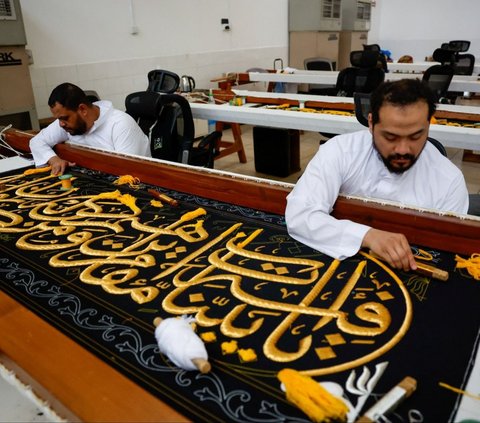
[455,253,480,280]
[277,369,348,423]
[113,175,141,188]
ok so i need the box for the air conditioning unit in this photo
[342,0,372,31]
[289,0,342,32]
[0,0,16,20]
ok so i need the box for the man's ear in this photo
[368,113,373,132]
[77,103,88,116]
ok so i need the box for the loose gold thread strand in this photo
[438,382,480,401]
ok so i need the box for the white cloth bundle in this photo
[154,316,210,373]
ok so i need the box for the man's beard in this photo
[66,117,87,136]
[373,138,418,174]
[381,152,417,173]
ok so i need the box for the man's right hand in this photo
[361,228,417,271]
[47,156,76,176]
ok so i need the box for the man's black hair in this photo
[48,82,92,110]
[370,79,437,125]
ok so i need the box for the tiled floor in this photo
[1,126,479,422]
[0,360,64,422]
[0,381,55,422]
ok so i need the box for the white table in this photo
[248,71,480,94]
[190,100,480,151]
[388,61,480,75]
[232,89,480,116]
[0,156,33,172]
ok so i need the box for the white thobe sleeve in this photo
[29,121,68,166]
[285,141,371,260]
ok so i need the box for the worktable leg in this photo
[214,122,247,164]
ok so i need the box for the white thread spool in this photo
[153,316,211,373]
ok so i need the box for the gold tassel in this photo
[113,175,141,188]
[455,253,480,280]
[278,368,348,423]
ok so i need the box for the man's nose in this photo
[394,139,411,155]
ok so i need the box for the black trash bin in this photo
[252,126,301,177]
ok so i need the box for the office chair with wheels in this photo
[84,90,100,103]
[147,69,180,93]
[335,50,385,97]
[468,194,480,216]
[353,92,448,157]
[125,91,220,168]
[303,57,335,94]
[307,51,384,97]
[422,64,454,103]
[363,44,388,72]
[432,48,456,66]
[353,92,371,127]
[453,54,475,75]
[363,44,380,52]
[447,40,471,53]
[436,41,474,76]
[304,57,334,71]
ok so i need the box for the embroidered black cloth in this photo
[0,167,478,422]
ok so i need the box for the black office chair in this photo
[302,57,335,94]
[447,40,471,53]
[468,194,480,216]
[84,90,100,103]
[453,54,475,76]
[307,51,384,97]
[353,92,448,157]
[432,48,456,66]
[363,44,388,72]
[125,91,220,168]
[304,57,334,71]
[363,44,381,52]
[335,50,385,97]
[422,64,454,103]
[147,69,180,93]
[353,92,371,127]
[436,41,474,76]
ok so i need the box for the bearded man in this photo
[285,79,468,271]
[30,82,150,175]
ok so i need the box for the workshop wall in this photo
[369,0,480,62]
[20,0,288,118]
[18,0,480,119]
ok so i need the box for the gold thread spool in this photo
[59,174,73,190]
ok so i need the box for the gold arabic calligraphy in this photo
[0,172,412,374]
